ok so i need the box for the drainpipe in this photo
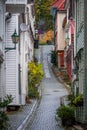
[83,0,87,122]
[53,9,57,48]
[75,0,77,56]
[53,17,55,46]
[18,24,21,104]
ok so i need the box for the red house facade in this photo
[64,0,75,81]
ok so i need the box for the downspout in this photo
[54,9,57,48]
[75,0,77,56]
[52,7,57,47]
[18,19,21,104]
[53,16,55,46]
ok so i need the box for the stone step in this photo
[72,125,84,130]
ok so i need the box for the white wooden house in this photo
[19,3,35,105]
[5,14,20,105]
[5,0,35,105]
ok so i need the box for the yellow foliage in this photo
[39,30,54,43]
[28,61,44,87]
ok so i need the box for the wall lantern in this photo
[11,29,19,44]
[5,29,19,53]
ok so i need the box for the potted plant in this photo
[73,94,83,107]
[0,95,13,129]
[56,105,75,126]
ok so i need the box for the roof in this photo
[51,0,66,10]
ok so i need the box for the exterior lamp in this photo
[5,29,19,53]
[11,29,19,44]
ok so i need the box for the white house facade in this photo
[19,3,35,105]
[4,0,35,105]
[5,14,20,105]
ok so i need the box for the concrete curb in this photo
[17,100,38,130]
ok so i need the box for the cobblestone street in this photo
[25,45,68,130]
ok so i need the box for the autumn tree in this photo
[35,0,54,31]
[40,30,54,44]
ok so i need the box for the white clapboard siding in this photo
[0,1,6,99]
[5,15,20,105]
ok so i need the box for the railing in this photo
[75,106,84,122]
[6,0,27,4]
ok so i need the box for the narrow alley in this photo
[25,45,68,130]
[0,1,87,130]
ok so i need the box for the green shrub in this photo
[67,94,74,100]
[0,95,13,129]
[28,61,44,98]
[0,95,13,108]
[0,112,9,130]
[56,105,75,126]
[50,50,57,66]
[67,94,75,106]
[28,86,39,99]
[39,42,47,45]
[73,94,83,107]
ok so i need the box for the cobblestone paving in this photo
[25,45,68,130]
[8,100,37,130]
